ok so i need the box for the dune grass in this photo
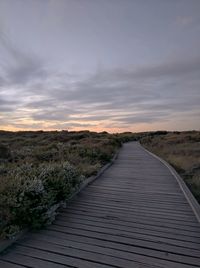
[0,130,137,238]
[141,131,200,203]
[1,129,199,238]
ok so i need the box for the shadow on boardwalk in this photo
[1,142,200,268]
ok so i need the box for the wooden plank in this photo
[70,199,195,216]
[142,144,200,224]
[78,192,189,205]
[45,225,200,266]
[1,141,200,268]
[0,251,69,268]
[62,206,200,227]
[71,198,193,213]
[54,219,200,250]
[61,208,200,232]
[0,260,25,268]
[81,190,190,202]
[56,217,200,246]
[63,203,196,222]
[13,244,161,268]
[57,213,200,239]
[48,223,200,261]
[17,233,197,268]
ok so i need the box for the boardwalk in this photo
[1,142,200,268]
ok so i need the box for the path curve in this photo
[1,142,200,268]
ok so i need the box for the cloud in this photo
[41,57,200,118]
[89,57,200,83]
[176,16,195,27]
[50,122,97,129]
[0,97,19,112]
[112,111,170,125]
[0,30,46,86]
[0,53,200,130]
[32,110,70,121]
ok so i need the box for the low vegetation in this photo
[1,129,199,238]
[0,130,137,238]
[141,131,200,203]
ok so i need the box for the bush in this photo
[0,162,83,237]
[141,131,200,203]
[0,130,128,238]
[0,144,11,160]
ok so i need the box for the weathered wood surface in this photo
[1,142,200,268]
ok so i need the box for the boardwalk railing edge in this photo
[140,142,200,224]
[0,149,120,254]
[64,149,119,205]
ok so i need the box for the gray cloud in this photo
[0,29,200,129]
[50,122,97,129]
[0,0,200,132]
[32,110,71,121]
[110,57,200,80]
[112,111,170,125]
[0,30,46,86]
[5,56,196,130]
[0,97,19,112]
[40,57,200,113]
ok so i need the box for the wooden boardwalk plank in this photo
[1,142,200,267]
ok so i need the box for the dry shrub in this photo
[141,131,200,203]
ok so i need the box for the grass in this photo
[1,129,199,238]
[0,130,138,238]
[140,131,200,203]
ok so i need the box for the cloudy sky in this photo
[0,0,200,132]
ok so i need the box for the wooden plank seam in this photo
[140,143,200,224]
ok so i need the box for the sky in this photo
[0,0,200,133]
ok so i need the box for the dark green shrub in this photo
[0,144,11,160]
[0,161,83,237]
[0,129,138,238]
[41,162,83,202]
